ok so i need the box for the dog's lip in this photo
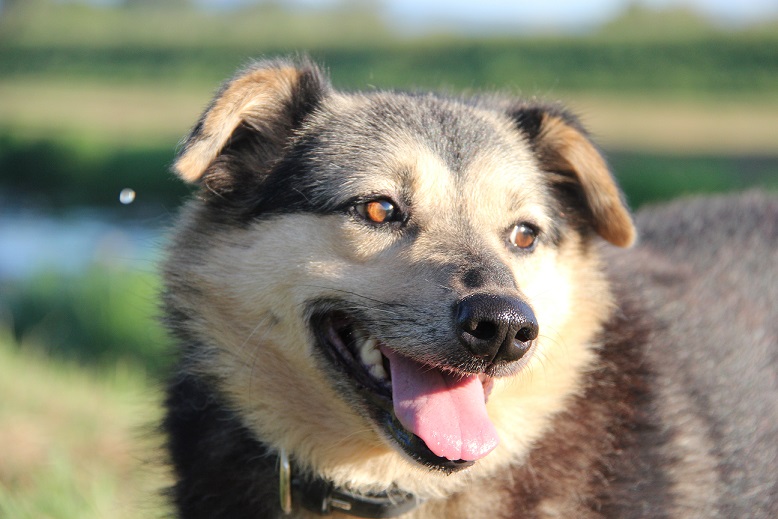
[313,311,488,473]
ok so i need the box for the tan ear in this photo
[512,106,636,247]
[174,59,327,184]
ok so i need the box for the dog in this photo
[161,58,778,518]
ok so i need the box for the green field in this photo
[0,264,172,517]
[3,1,778,93]
[0,330,170,519]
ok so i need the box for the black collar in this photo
[278,448,421,518]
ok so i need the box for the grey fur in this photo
[612,192,778,516]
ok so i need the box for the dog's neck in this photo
[278,448,421,518]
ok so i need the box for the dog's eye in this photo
[509,223,538,250]
[355,199,400,224]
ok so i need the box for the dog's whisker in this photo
[300,285,405,307]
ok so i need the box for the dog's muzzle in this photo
[310,292,539,473]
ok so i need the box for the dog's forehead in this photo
[306,93,544,210]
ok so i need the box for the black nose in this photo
[455,293,539,365]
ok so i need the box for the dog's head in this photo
[166,59,634,494]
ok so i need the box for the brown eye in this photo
[509,223,538,250]
[356,199,398,224]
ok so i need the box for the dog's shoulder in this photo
[601,191,778,517]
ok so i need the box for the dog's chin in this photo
[311,310,522,474]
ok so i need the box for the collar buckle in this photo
[279,448,293,514]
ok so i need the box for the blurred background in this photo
[0,0,776,516]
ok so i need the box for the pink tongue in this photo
[382,348,499,461]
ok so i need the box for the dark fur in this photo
[163,59,778,518]
[165,373,281,518]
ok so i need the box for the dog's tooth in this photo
[357,336,387,380]
[359,338,381,366]
[369,363,388,381]
[363,349,382,368]
[358,336,374,354]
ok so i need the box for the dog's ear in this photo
[174,58,328,185]
[509,105,636,247]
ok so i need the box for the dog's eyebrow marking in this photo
[394,144,455,210]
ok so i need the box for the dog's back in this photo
[611,192,778,517]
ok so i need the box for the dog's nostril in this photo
[464,321,498,341]
[515,323,538,343]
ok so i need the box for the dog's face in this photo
[166,60,634,495]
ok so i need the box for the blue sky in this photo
[283,0,778,32]
[44,0,778,32]
[385,0,778,24]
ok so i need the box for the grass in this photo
[2,78,778,154]
[0,330,170,519]
[609,153,778,208]
[2,73,777,212]
[0,1,393,50]
[3,37,777,96]
[0,129,192,209]
[0,79,206,147]
[0,76,776,211]
[3,267,174,377]
[2,3,778,96]
[568,95,778,154]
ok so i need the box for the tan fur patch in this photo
[174,66,302,183]
[537,114,636,247]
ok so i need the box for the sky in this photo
[283,0,778,32]
[49,0,778,30]
[389,0,777,25]
[26,0,778,34]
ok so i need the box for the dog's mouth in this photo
[314,311,502,473]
